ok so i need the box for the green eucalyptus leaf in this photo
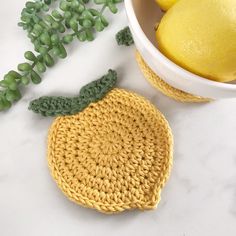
[77,31,87,42]
[8,80,18,91]
[34,2,43,10]
[69,19,78,31]
[63,35,74,44]
[58,44,67,58]
[32,15,40,24]
[0,80,9,88]
[95,19,104,32]
[6,89,21,102]
[34,40,41,52]
[42,4,49,12]
[100,15,109,27]
[44,15,54,23]
[81,10,94,21]
[86,29,94,41]
[31,70,42,84]
[65,19,71,29]
[18,63,32,72]
[26,2,35,9]
[71,0,79,8]
[0,97,11,111]
[52,10,63,20]
[8,71,21,80]
[52,46,61,56]
[21,76,30,85]
[39,47,48,55]
[52,22,60,30]
[75,4,85,13]
[108,2,118,13]
[60,1,68,11]
[51,34,60,44]
[21,15,31,24]
[89,9,100,16]
[24,51,37,61]
[4,74,15,82]
[83,19,93,28]
[43,53,54,67]
[58,24,66,33]
[64,11,72,19]
[36,62,47,73]
[40,32,51,46]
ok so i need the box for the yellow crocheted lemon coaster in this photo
[136,51,210,103]
[47,88,173,214]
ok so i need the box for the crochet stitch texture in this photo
[48,88,173,213]
[28,70,117,117]
[136,51,210,103]
[116,26,134,46]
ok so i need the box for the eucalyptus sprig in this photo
[0,0,123,112]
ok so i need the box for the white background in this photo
[1,1,236,236]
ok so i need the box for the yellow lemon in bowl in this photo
[155,0,179,11]
[156,0,236,83]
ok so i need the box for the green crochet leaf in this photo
[116,26,134,46]
[28,69,117,117]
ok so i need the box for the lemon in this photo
[155,0,179,11]
[47,89,173,213]
[156,0,236,82]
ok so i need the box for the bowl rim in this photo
[124,0,236,91]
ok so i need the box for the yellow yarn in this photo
[136,51,211,103]
[48,88,173,213]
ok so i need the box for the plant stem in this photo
[0,0,123,112]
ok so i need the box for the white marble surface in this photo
[1,1,236,236]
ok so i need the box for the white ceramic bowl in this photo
[125,0,236,99]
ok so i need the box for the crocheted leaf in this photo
[28,70,117,117]
[28,96,76,117]
[79,69,117,103]
[116,26,134,46]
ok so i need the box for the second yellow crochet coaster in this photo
[136,51,210,103]
[47,88,173,214]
